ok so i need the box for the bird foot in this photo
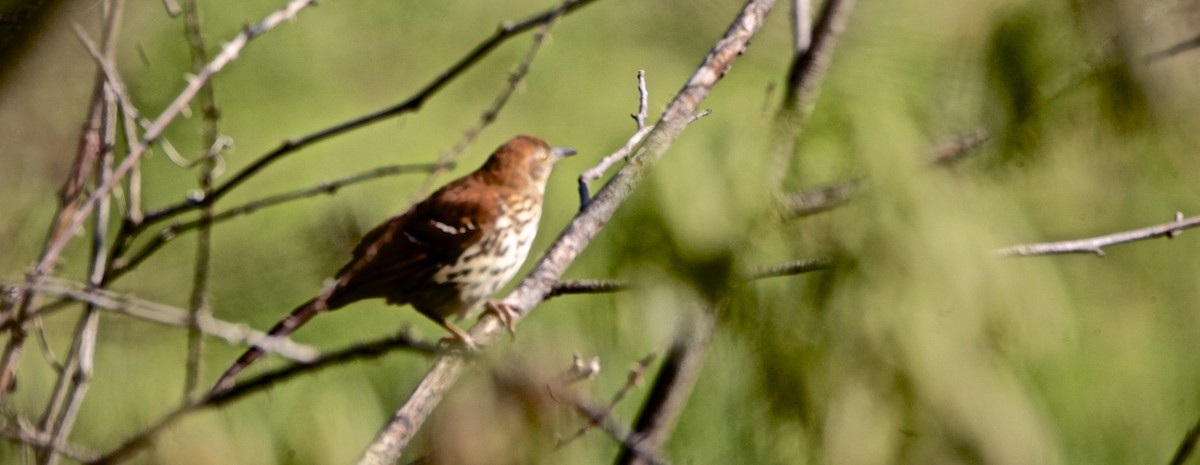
[485,301,519,338]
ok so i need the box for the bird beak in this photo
[552,147,577,160]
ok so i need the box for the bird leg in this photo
[438,321,478,351]
[485,301,519,338]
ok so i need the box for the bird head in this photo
[483,135,576,192]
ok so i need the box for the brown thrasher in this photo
[209,135,575,395]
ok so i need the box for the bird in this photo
[208,135,576,395]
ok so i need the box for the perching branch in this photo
[997,212,1200,257]
[355,2,779,463]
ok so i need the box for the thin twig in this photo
[107,163,448,279]
[355,2,778,463]
[748,257,834,279]
[997,212,1199,257]
[558,352,657,447]
[578,70,652,207]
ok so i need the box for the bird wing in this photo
[326,179,496,307]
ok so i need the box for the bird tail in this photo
[207,297,324,396]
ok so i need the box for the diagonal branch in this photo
[354,2,779,463]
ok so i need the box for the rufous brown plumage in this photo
[209,135,575,395]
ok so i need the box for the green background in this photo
[2,0,1200,463]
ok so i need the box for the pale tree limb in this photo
[355,2,779,463]
[12,279,319,363]
[997,212,1199,257]
[31,2,124,463]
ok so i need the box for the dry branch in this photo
[0,0,318,404]
[13,279,319,363]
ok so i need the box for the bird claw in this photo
[485,301,519,338]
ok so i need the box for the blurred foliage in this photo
[3,0,1200,464]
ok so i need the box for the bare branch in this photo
[356,2,778,462]
[578,70,653,207]
[997,212,1200,257]
[15,279,319,363]
[547,279,628,298]
[133,0,603,231]
[748,257,834,279]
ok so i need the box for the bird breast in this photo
[432,194,542,319]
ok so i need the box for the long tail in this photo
[208,297,324,396]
